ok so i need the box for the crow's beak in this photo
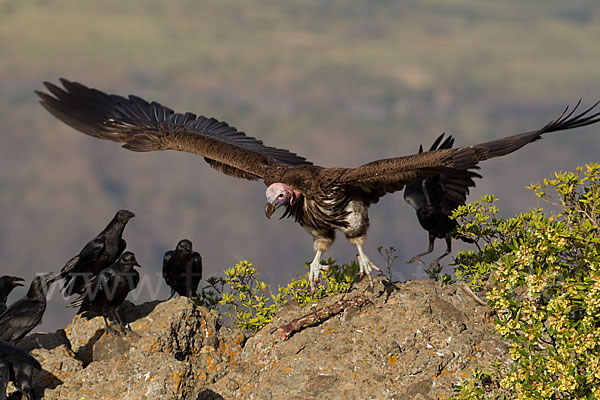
[12,277,25,287]
[265,202,275,219]
[44,272,60,284]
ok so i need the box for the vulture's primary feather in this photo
[37,79,600,291]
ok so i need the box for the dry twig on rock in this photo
[277,295,372,340]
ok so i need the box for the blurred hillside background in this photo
[1,0,599,331]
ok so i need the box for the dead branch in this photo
[277,295,372,340]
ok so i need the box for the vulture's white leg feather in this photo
[308,250,325,293]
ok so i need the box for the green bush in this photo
[194,258,359,333]
[451,164,600,399]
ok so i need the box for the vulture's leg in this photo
[350,237,380,288]
[308,249,323,293]
[407,234,435,265]
[308,235,334,294]
[429,236,452,268]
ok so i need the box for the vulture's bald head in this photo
[265,183,297,219]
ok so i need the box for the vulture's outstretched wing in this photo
[337,101,600,197]
[404,133,481,214]
[36,79,312,181]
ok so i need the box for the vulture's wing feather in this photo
[340,101,600,196]
[37,79,312,181]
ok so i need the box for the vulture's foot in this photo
[308,259,329,294]
[357,253,380,289]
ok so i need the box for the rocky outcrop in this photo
[209,277,506,400]
[15,298,243,400]
[10,278,507,399]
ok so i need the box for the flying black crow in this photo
[162,239,203,299]
[404,133,480,267]
[60,209,135,296]
[68,251,141,333]
[0,273,56,343]
[0,340,41,400]
[0,276,25,315]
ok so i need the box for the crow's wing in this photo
[0,300,44,342]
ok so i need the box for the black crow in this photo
[60,209,135,296]
[0,273,56,343]
[68,251,141,333]
[0,340,41,400]
[162,239,203,299]
[0,358,8,400]
[0,276,25,315]
[404,133,480,267]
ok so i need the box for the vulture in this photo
[0,340,41,400]
[68,251,141,333]
[0,276,25,315]
[404,133,480,267]
[36,79,600,292]
[59,209,135,296]
[0,273,56,344]
[162,239,203,299]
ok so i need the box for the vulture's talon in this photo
[356,251,379,289]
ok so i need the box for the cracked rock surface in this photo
[12,278,507,399]
[209,277,507,400]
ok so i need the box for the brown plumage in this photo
[36,79,600,291]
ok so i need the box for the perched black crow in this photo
[68,252,141,333]
[0,276,25,315]
[0,273,56,343]
[404,133,481,266]
[0,340,41,400]
[0,358,8,400]
[60,209,135,296]
[162,239,203,299]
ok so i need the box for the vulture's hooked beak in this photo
[265,202,275,219]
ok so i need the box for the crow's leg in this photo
[407,234,435,266]
[113,305,130,332]
[167,288,176,300]
[102,315,118,334]
[430,236,452,268]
